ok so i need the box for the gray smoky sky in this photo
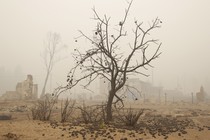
[0,0,210,95]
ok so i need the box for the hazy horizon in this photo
[0,0,210,97]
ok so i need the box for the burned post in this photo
[165,93,167,105]
[191,92,194,104]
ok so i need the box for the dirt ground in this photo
[0,100,210,140]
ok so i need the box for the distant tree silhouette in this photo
[40,32,62,98]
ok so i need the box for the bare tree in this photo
[41,32,62,98]
[67,0,162,121]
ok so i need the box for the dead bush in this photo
[60,98,75,123]
[77,103,106,124]
[3,132,19,140]
[31,95,56,121]
[116,107,144,126]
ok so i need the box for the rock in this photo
[164,136,168,139]
[0,114,12,120]
[120,138,127,140]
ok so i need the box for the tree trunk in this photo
[41,71,50,98]
[106,90,115,122]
